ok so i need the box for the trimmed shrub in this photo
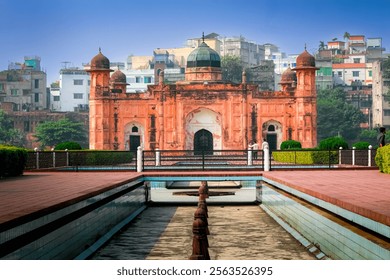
[272,149,338,165]
[352,141,370,150]
[69,150,134,166]
[0,145,27,177]
[319,136,348,150]
[54,141,82,150]
[281,140,302,150]
[375,145,390,173]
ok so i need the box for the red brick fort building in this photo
[87,42,317,152]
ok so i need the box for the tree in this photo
[221,55,243,83]
[34,118,87,148]
[0,110,25,147]
[318,41,325,51]
[317,88,365,143]
[343,32,350,40]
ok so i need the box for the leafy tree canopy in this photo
[221,55,243,84]
[34,118,86,148]
[0,109,25,147]
[317,88,365,142]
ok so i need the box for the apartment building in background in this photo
[0,56,47,112]
[315,35,387,129]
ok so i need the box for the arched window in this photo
[132,126,138,133]
[268,125,275,132]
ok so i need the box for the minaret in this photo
[86,49,113,150]
[292,47,319,147]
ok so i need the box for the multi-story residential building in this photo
[315,35,387,129]
[49,82,61,111]
[0,56,47,112]
[372,60,390,129]
[59,68,90,112]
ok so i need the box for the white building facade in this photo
[59,68,90,112]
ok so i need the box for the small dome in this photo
[296,49,315,68]
[110,69,127,84]
[187,42,221,68]
[281,67,297,82]
[90,49,110,70]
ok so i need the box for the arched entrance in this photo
[262,120,282,151]
[194,129,213,155]
[124,122,144,151]
[266,125,277,151]
[185,108,222,150]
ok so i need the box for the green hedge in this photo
[319,136,348,150]
[281,140,302,150]
[272,150,338,165]
[55,141,82,150]
[352,141,370,150]
[375,145,390,173]
[0,145,27,177]
[69,151,134,166]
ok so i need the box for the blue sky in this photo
[1,0,390,83]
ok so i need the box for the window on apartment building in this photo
[352,71,360,77]
[135,77,141,83]
[24,121,30,132]
[353,58,361,63]
[0,83,4,91]
[88,80,91,86]
[34,93,39,102]
[369,70,372,77]
[53,96,60,101]
[74,79,83,85]
[144,76,152,83]
[74,93,83,99]
[338,71,343,77]
[11,89,18,96]
[384,109,390,116]
[34,79,39,88]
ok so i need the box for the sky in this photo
[1,0,390,84]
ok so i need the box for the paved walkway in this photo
[0,170,389,227]
[92,206,316,260]
[262,170,390,226]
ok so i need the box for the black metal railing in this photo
[24,148,377,171]
[142,149,264,171]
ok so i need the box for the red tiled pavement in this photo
[0,172,142,225]
[262,170,390,226]
[0,170,389,227]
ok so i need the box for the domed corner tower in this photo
[185,37,222,82]
[292,48,319,148]
[293,48,318,97]
[86,49,113,150]
[279,67,297,93]
[110,68,128,94]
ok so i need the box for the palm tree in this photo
[343,32,351,40]
[319,41,325,51]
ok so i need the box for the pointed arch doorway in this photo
[194,129,213,155]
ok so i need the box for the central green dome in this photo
[187,42,221,68]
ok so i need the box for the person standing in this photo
[249,140,259,159]
[378,127,386,147]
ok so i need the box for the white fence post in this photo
[65,149,69,166]
[339,147,343,165]
[368,145,372,167]
[247,149,253,166]
[352,147,356,166]
[34,147,39,169]
[137,146,143,172]
[262,141,270,171]
[155,148,161,166]
[52,148,56,168]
